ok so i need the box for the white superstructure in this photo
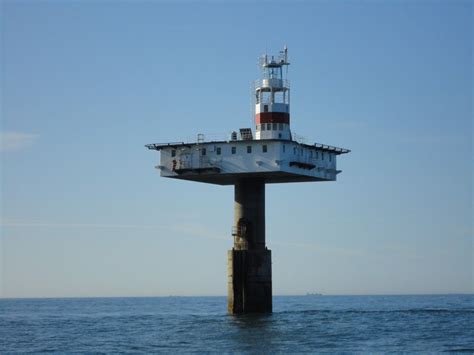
[148,138,347,185]
[146,47,349,186]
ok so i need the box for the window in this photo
[272,123,277,130]
[247,146,252,153]
[310,151,313,158]
[171,150,176,157]
[202,148,206,156]
[322,152,324,160]
[262,92,270,104]
[329,154,332,162]
[231,146,236,154]
[267,123,271,130]
[261,124,266,131]
[274,92,284,104]
[283,145,286,153]
[262,145,267,153]
[216,147,221,155]
[264,105,268,112]
[279,123,283,130]
[315,151,319,159]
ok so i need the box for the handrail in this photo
[254,79,290,89]
[313,142,351,154]
[145,142,188,150]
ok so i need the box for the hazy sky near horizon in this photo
[1,0,472,298]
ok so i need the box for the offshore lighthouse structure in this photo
[146,47,349,314]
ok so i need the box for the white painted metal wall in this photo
[157,140,338,181]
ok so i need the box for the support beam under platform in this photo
[228,179,272,314]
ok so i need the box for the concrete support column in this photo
[228,178,272,314]
[233,179,265,250]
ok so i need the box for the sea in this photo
[1,294,473,352]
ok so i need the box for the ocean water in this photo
[1,294,473,352]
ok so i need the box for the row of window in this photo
[255,93,288,106]
[293,147,332,161]
[171,145,331,161]
[199,145,268,156]
[257,123,286,131]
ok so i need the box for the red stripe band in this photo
[255,112,290,124]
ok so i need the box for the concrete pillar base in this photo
[227,249,272,314]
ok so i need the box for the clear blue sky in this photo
[1,0,472,297]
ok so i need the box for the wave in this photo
[277,308,474,316]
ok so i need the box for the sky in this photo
[1,0,472,298]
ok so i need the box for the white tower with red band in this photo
[255,46,291,140]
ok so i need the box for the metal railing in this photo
[254,79,290,90]
[292,132,307,144]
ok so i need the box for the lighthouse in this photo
[255,46,291,141]
[146,47,350,313]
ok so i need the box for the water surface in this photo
[1,294,473,352]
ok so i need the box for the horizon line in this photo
[1,292,473,301]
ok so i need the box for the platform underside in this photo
[165,171,330,185]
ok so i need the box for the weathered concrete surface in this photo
[227,249,272,313]
[228,179,272,313]
[233,179,266,250]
